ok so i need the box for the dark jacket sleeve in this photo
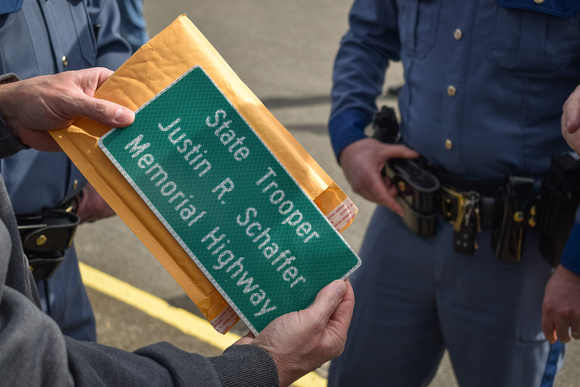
[0,288,279,386]
[0,173,279,386]
[62,339,279,386]
[0,73,28,159]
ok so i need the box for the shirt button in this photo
[73,179,78,190]
[533,0,544,3]
[445,139,453,150]
[454,29,463,40]
[447,85,457,96]
[61,55,68,67]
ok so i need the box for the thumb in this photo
[308,280,347,319]
[72,95,135,128]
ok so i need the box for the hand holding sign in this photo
[100,65,360,333]
[234,279,355,387]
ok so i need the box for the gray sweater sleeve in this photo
[60,338,279,386]
[0,73,29,158]
[0,174,279,386]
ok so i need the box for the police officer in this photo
[327,1,580,386]
[0,0,132,341]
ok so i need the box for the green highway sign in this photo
[99,66,360,333]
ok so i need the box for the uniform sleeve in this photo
[329,0,401,159]
[560,222,580,276]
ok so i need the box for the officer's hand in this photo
[339,138,418,216]
[542,265,580,343]
[0,68,134,152]
[562,85,580,155]
[76,183,116,223]
[233,279,354,387]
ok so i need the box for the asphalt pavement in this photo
[75,1,579,386]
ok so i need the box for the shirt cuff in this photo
[329,109,368,161]
[560,222,580,276]
[0,73,29,158]
[210,345,279,387]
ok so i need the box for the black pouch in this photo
[17,210,80,280]
[538,153,580,266]
[491,176,537,262]
[373,106,440,237]
[385,158,439,237]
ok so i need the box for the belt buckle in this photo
[441,187,481,255]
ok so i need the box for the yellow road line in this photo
[79,262,326,387]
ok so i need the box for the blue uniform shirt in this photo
[329,0,580,272]
[330,0,580,181]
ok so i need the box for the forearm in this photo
[67,340,278,386]
[0,294,278,387]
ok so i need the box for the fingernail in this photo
[114,108,134,126]
[332,280,347,296]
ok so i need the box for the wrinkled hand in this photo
[0,68,134,152]
[542,265,580,343]
[233,279,354,387]
[562,85,580,155]
[75,183,116,223]
[339,138,419,216]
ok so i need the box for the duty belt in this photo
[373,105,580,265]
[386,158,541,260]
[437,171,506,255]
[17,209,80,281]
[438,171,503,226]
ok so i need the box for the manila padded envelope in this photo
[50,15,357,333]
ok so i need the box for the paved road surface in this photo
[75,1,579,386]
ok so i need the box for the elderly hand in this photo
[234,279,355,387]
[0,68,134,152]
